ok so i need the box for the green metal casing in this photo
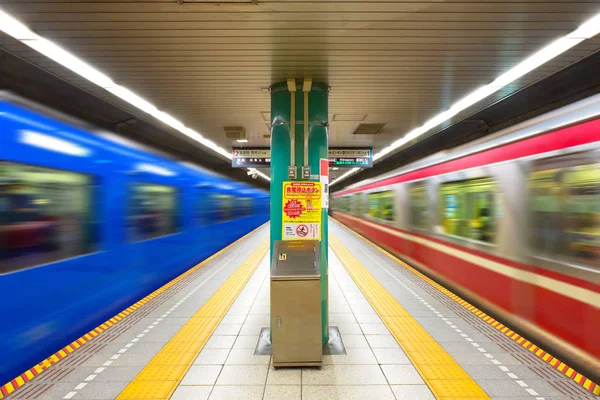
[270,80,329,343]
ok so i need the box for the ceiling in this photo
[0,1,599,182]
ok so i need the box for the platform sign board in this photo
[320,159,329,208]
[282,181,322,240]
[232,147,271,168]
[328,148,372,168]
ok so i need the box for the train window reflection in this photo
[368,190,395,222]
[409,182,429,230]
[215,194,234,222]
[529,161,600,267]
[237,197,254,217]
[439,178,496,243]
[195,188,214,226]
[0,161,98,273]
[355,193,367,216]
[129,183,178,242]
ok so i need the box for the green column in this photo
[270,79,330,343]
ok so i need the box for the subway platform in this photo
[2,220,598,400]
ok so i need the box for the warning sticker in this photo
[282,181,322,240]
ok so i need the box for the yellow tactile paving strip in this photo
[0,225,268,400]
[334,217,600,397]
[116,238,269,400]
[330,234,490,400]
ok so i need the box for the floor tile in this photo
[381,365,424,385]
[221,314,248,325]
[340,334,370,348]
[205,335,236,349]
[216,365,269,385]
[213,324,241,336]
[302,364,387,385]
[390,385,435,400]
[365,334,400,349]
[323,348,377,365]
[359,323,390,335]
[225,348,271,365]
[264,385,301,400]
[170,385,212,400]
[266,366,302,385]
[193,348,231,365]
[353,314,383,324]
[209,385,264,400]
[180,365,222,385]
[301,385,396,400]
[372,348,411,364]
[233,335,260,349]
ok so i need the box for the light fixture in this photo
[0,8,270,182]
[330,10,600,186]
[135,163,176,177]
[19,130,91,157]
[236,139,249,143]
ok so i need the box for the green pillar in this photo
[270,79,330,343]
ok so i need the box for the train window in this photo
[195,188,215,226]
[237,197,254,217]
[368,191,395,222]
[439,178,496,243]
[215,194,234,222]
[129,183,178,242]
[529,160,600,267]
[0,161,98,273]
[355,193,367,216]
[339,196,351,213]
[409,182,429,230]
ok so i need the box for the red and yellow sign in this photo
[282,181,322,240]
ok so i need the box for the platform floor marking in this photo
[330,234,490,399]
[116,239,269,400]
[376,255,544,399]
[333,216,600,397]
[60,245,245,400]
[0,224,267,400]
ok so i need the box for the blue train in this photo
[0,94,269,385]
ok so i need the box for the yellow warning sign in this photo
[282,181,322,240]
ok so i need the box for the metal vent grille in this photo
[353,123,385,135]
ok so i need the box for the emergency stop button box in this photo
[271,240,322,368]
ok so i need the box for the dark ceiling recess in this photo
[353,123,386,135]
[335,49,600,192]
[0,48,268,190]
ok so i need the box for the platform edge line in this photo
[0,222,268,400]
[332,216,600,397]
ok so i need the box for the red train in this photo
[331,94,600,380]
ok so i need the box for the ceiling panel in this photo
[0,0,599,172]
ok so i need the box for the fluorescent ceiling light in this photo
[237,139,249,143]
[135,163,175,177]
[0,7,267,181]
[332,10,600,186]
[19,130,91,157]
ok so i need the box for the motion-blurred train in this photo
[332,94,600,378]
[0,93,269,385]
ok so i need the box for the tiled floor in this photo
[171,251,435,400]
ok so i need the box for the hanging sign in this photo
[328,148,373,167]
[320,158,329,209]
[282,181,322,240]
[232,147,271,168]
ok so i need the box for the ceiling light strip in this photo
[330,11,600,187]
[0,9,271,182]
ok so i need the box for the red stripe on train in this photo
[337,117,600,196]
[334,212,600,360]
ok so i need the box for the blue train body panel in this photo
[0,99,269,384]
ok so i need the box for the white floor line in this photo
[364,244,545,399]
[61,247,244,399]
